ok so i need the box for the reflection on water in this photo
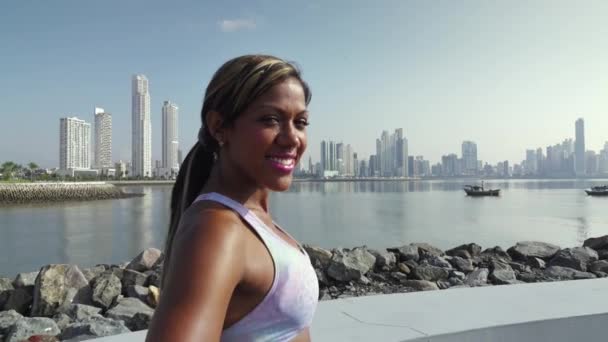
[1,180,607,277]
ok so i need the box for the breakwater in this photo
[1,235,608,341]
[0,183,142,205]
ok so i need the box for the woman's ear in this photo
[205,110,224,143]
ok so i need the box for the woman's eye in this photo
[295,119,309,129]
[261,116,280,125]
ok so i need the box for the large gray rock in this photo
[449,256,474,273]
[4,286,33,315]
[508,241,560,260]
[13,271,38,288]
[303,245,333,270]
[126,248,163,273]
[544,266,597,280]
[401,280,439,291]
[583,235,608,251]
[32,265,92,317]
[0,310,23,335]
[368,249,397,269]
[390,272,408,283]
[526,257,546,269]
[326,248,376,282]
[82,265,107,283]
[60,316,130,340]
[5,317,60,342]
[61,304,102,321]
[423,255,452,269]
[412,243,444,259]
[91,272,122,310]
[387,245,419,262]
[0,277,14,309]
[106,297,154,331]
[445,243,482,259]
[480,246,511,262]
[590,260,608,273]
[126,285,150,303]
[121,269,148,292]
[465,268,489,286]
[51,313,71,331]
[412,265,449,282]
[489,261,517,285]
[548,247,598,272]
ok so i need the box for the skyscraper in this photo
[94,107,112,169]
[132,74,151,177]
[60,117,91,170]
[162,101,179,170]
[461,141,478,175]
[320,140,329,172]
[575,118,585,176]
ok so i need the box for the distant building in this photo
[115,160,127,178]
[461,141,478,175]
[132,74,152,177]
[94,107,112,169]
[575,118,585,176]
[162,101,179,171]
[59,117,91,171]
[585,151,598,176]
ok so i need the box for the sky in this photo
[1,0,608,168]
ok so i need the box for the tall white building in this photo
[94,107,112,169]
[162,101,179,170]
[461,141,478,175]
[132,74,152,177]
[575,118,585,176]
[60,117,91,170]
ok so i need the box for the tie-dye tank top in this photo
[192,192,319,342]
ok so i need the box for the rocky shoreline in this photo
[2,235,608,341]
[0,183,142,205]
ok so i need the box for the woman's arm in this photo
[146,208,246,342]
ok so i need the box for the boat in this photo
[585,185,608,196]
[464,182,500,197]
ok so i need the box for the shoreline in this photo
[0,182,142,205]
[1,236,608,341]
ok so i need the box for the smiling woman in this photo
[146,55,319,342]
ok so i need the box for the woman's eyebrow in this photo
[256,104,308,116]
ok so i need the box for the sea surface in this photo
[1,179,607,277]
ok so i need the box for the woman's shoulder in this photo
[175,199,246,246]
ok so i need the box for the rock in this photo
[1,277,15,309]
[445,243,482,259]
[5,317,60,342]
[387,245,419,262]
[402,259,418,270]
[402,280,439,291]
[548,247,598,272]
[507,262,531,273]
[507,241,560,261]
[4,286,33,315]
[437,280,451,289]
[527,257,546,269]
[489,261,517,285]
[358,275,371,285]
[126,285,150,303]
[390,272,408,283]
[22,335,60,341]
[465,268,489,286]
[91,272,122,310]
[412,265,449,282]
[303,245,332,270]
[106,297,154,331]
[590,260,608,274]
[51,313,71,330]
[423,255,452,269]
[448,277,465,286]
[126,248,163,273]
[148,286,160,308]
[145,272,161,288]
[121,269,148,292]
[13,272,38,288]
[0,310,23,335]
[314,269,329,287]
[517,272,545,283]
[326,248,376,282]
[61,304,102,321]
[544,266,597,280]
[412,243,444,259]
[449,256,474,273]
[60,316,130,340]
[368,249,397,269]
[397,263,411,274]
[593,271,608,278]
[449,270,466,280]
[82,266,107,283]
[31,265,92,317]
[479,246,512,262]
[583,235,608,250]
[319,290,332,301]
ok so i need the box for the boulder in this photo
[51,313,71,331]
[526,257,546,269]
[4,286,33,315]
[464,268,489,286]
[91,272,122,310]
[368,249,397,269]
[387,245,419,262]
[401,280,439,291]
[449,256,474,273]
[445,243,482,259]
[61,304,102,321]
[411,265,449,282]
[0,310,23,336]
[477,246,512,265]
[489,261,517,285]
[326,248,376,282]
[590,260,608,274]
[303,245,333,270]
[5,317,60,342]
[60,316,130,340]
[412,243,444,259]
[390,272,408,283]
[106,297,154,331]
[13,272,38,288]
[544,266,597,280]
[121,269,148,292]
[126,248,163,273]
[507,241,560,261]
[397,263,411,274]
[31,265,91,317]
[0,277,15,309]
[126,285,150,303]
[507,262,532,274]
[597,249,608,260]
[82,265,107,283]
[548,247,598,272]
[423,255,452,269]
[583,235,608,251]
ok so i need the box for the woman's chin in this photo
[265,175,294,192]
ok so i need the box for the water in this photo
[1,179,607,277]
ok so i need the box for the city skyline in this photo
[2,2,608,168]
[131,74,152,177]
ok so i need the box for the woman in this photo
[146,55,319,341]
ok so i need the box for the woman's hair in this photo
[161,54,311,287]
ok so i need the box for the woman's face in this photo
[223,77,308,191]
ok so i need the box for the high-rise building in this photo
[599,142,608,175]
[60,117,91,170]
[162,101,179,170]
[461,141,478,175]
[132,74,152,177]
[585,151,598,176]
[320,140,329,172]
[329,141,336,171]
[575,118,585,176]
[525,149,537,175]
[94,107,112,169]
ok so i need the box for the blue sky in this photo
[1,0,607,168]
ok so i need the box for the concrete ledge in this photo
[93,278,608,341]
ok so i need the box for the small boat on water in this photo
[464,182,500,197]
[585,185,608,196]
